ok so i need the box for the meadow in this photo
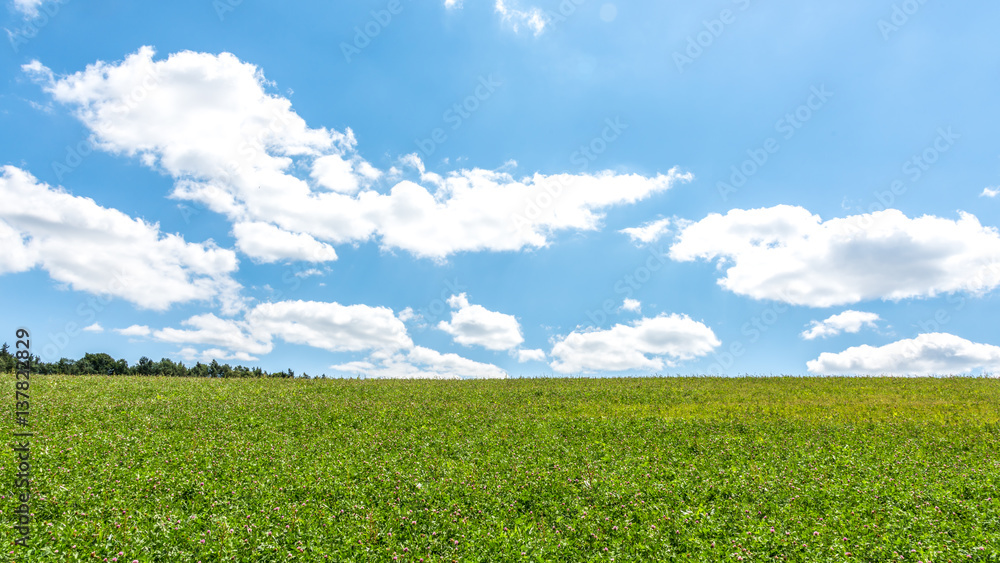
[2,375,998,562]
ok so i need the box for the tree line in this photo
[0,343,319,378]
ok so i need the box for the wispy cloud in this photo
[495,0,546,35]
[12,0,44,17]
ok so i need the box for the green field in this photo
[3,375,999,562]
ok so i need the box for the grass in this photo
[2,375,999,561]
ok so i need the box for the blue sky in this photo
[2,0,999,377]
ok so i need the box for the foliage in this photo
[0,344,295,378]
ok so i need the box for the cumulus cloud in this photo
[444,0,462,8]
[495,0,546,35]
[152,313,271,357]
[549,314,720,373]
[0,166,242,312]
[332,346,507,379]
[232,222,338,264]
[516,348,546,363]
[247,300,413,353]
[670,205,1000,307]
[801,310,881,340]
[981,187,1000,198]
[151,301,411,359]
[807,333,1000,376]
[145,299,504,378]
[28,48,689,262]
[82,323,104,333]
[620,218,671,245]
[621,298,642,313]
[437,293,523,351]
[115,325,151,337]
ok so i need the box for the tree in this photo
[0,343,14,373]
[135,356,154,376]
[57,358,76,374]
[190,362,209,378]
[81,353,118,375]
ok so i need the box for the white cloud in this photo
[621,298,642,313]
[377,166,689,260]
[670,205,1000,307]
[153,313,271,356]
[311,154,363,194]
[444,0,463,8]
[12,0,43,16]
[495,0,546,35]
[620,218,671,245]
[115,324,151,337]
[147,299,504,378]
[82,323,104,333]
[178,347,258,364]
[293,268,324,278]
[0,220,35,275]
[30,48,690,262]
[981,187,1000,198]
[232,222,338,264]
[0,166,243,313]
[247,300,412,353]
[516,348,546,363]
[437,293,524,351]
[549,314,720,373]
[801,310,881,340]
[331,346,507,379]
[153,302,412,359]
[807,333,1000,376]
